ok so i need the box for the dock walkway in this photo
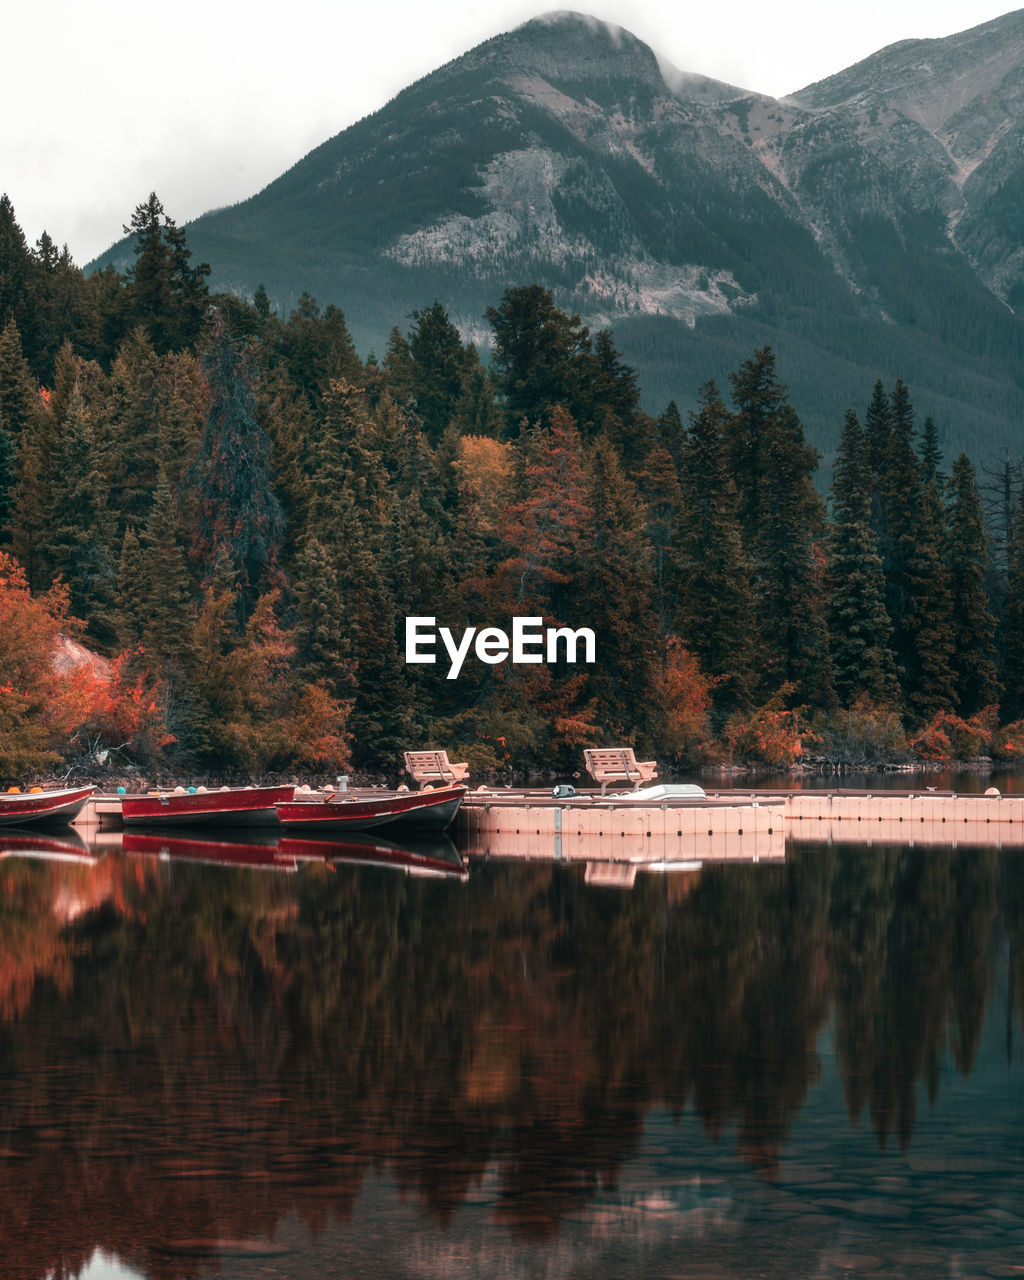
[73,786,1024,866]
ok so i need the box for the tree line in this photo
[1,190,1022,779]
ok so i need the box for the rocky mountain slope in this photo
[94,9,1024,463]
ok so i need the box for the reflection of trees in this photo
[828,845,998,1150]
[0,841,1017,1276]
[645,851,834,1177]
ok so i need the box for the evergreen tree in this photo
[404,300,468,445]
[0,195,41,373]
[579,433,659,741]
[636,443,682,677]
[485,284,592,433]
[138,465,195,668]
[919,416,944,487]
[123,193,210,353]
[0,410,14,541]
[945,453,999,716]
[182,316,284,622]
[655,400,686,472]
[115,526,146,646]
[38,384,119,647]
[276,293,363,410]
[673,381,757,717]
[827,409,899,707]
[727,348,832,707]
[878,380,956,721]
[1001,483,1024,722]
[864,379,891,485]
[0,318,38,444]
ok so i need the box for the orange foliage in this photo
[452,436,513,536]
[655,639,713,760]
[280,682,352,771]
[908,707,997,761]
[993,717,1024,760]
[62,645,174,765]
[724,686,807,766]
[0,553,174,771]
[0,552,75,772]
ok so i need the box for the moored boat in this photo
[0,785,95,828]
[119,784,295,828]
[276,784,465,834]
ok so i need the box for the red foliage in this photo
[908,707,997,761]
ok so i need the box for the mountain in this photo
[92,9,1024,465]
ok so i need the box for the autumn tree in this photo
[0,552,75,773]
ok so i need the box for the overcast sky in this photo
[3,0,1013,266]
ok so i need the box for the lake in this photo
[2,818,1024,1279]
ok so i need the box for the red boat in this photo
[0,785,95,827]
[119,784,295,828]
[276,784,465,834]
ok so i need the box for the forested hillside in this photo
[2,193,1022,780]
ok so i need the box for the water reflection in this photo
[1,837,1023,1278]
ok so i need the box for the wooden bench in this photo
[403,750,470,789]
[583,747,658,795]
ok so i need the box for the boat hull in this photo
[120,786,295,827]
[0,786,95,827]
[276,785,465,833]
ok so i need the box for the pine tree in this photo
[1001,483,1024,721]
[579,433,659,741]
[485,285,592,434]
[0,410,14,541]
[182,315,285,622]
[674,381,757,717]
[404,300,468,445]
[636,443,682,677]
[0,318,38,444]
[945,453,999,716]
[0,195,42,375]
[727,349,832,707]
[879,380,956,721]
[827,409,899,707]
[919,416,944,487]
[276,293,363,411]
[122,193,210,353]
[139,465,194,668]
[38,384,119,647]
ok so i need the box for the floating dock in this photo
[457,786,785,864]
[456,785,1024,861]
[72,786,1024,867]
